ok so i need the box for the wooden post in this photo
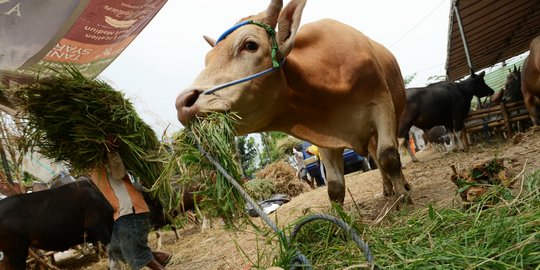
[461,127,469,148]
[27,249,60,270]
[500,101,512,139]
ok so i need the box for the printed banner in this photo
[0,0,167,86]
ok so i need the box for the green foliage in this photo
[259,132,289,166]
[244,178,275,201]
[159,112,247,226]
[275,136,302,156]
[366,171,540,269]
[403,73,417,87]
[11,66,169,203]
[282,205,368,269]
[248,171,540,269]
[236,135,258,178]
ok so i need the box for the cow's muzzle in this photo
[176,89,202,125]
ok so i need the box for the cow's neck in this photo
[456,81,476,101]
[260,57,357,149]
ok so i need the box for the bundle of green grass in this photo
[158,112,247,226]
[11,66,173,205]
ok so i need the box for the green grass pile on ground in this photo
[264,170,540,270]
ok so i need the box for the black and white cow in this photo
[399,71,494,162]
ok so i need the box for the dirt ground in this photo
[71,131,540,270]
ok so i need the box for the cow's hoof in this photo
[383,189,394,197]
[404,182,412,191]
[390,193,414,210]
[405,195,414,205]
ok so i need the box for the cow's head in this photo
[502,66,522,102]
[467,71,495,98]
[176,0,307,134]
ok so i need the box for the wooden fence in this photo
[462,100,530,147]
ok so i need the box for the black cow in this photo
[399,71,494,162]
[0,180,114,270]
[0,179,172,270]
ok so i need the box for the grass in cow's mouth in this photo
[9,65,173,208]
[259,170,540,269]
[158,112,248,227]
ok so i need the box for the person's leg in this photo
[319,161,327,186]
[108,222,126,268]
[115,214,158,269]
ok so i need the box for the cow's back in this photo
[290,19,404,108]
[402,82,469,131]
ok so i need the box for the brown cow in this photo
[521,35,540,128]
[176,0,411,206]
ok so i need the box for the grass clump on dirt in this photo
[450,158,516,206]
[263,170,540,270]
[244,178,276,201]
[256,160,309,198]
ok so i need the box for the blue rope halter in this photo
[203,20,285,95]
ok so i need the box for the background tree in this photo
[235,135,258,178]
[259,132,289,167]
[403,73,416,87]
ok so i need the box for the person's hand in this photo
[105,134,120,152]
[107,151,126,181]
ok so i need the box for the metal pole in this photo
[453,1,474,72]
[453,1,482,107]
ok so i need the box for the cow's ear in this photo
[276,0,307,57]
[203,35,216,48]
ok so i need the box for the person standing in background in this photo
[306,144,326,186]
[292,145,315,189]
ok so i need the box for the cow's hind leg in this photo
[373,105,413,206]
[319,147,345,204]
[368,138,393,197]
[524,92,540,128]
[449,130,466,150]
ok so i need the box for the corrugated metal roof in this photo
[446,0,540,81]
[484,56,526,92]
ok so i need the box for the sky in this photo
[99,0,452,136]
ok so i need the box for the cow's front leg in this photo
[319,147,345,204]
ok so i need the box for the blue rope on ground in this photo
[197,145,376,269]
[290,214,375,267]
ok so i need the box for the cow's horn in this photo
[203,35,216,47]
[263,0,283,28]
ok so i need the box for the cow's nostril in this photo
[185,90,201,108]
[176,89,202,110]
[176,89,203,125]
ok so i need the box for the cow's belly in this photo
[30,228,84,251]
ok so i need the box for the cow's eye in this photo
[244,41,259,52]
